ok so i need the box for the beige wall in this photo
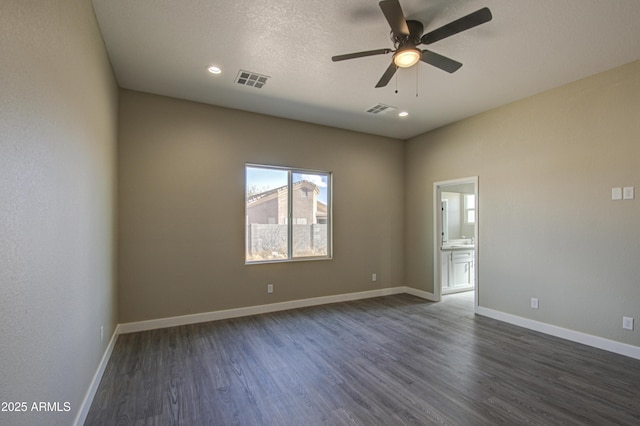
[0,1,118,425]
[406,60,640,346]
[117,90,404,323]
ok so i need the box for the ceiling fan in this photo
[332,0,492,88]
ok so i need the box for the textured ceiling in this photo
[92,0,640,140]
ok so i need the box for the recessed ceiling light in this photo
[207,65,222,74]
[399,111,409,117]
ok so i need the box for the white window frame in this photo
[464,193,476,224]
[245,164,332,264]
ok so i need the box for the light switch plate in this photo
[612,187,623,200]
[623,186,635,200]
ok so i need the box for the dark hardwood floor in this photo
[85,292,640,425]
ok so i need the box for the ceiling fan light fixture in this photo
[393,47,421,68]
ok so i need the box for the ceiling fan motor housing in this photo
[392,20,424,48]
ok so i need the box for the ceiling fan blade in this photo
[421,7,492,45]
[332,48,392,62]
[375,62,398,88]
[379,0,409,37]
[421,50,463,73]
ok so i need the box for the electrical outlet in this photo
[623,186,635,200]
[623,316,634,330]
[531,298,539,309]
[372,273,377,282]
[267,284,273,294]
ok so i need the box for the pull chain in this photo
[416,65,419,97]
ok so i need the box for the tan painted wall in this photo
[117,90,404,323]
[405,60,640,346]
[0,1,118,424]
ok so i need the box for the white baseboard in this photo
[118,286,407,334]
[476,306,640,360]
[404,286,437,301]
[73,327,119,426]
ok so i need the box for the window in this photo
[464,194,476,224]
[245,164,332,263]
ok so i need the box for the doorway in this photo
[434,177,478,312]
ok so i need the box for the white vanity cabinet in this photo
[441,248,475,294]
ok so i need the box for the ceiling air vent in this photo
[366,103,396,114]
[235,70,269,88]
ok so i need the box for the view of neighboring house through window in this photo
[245,164,332,263]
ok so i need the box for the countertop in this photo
[441,245,475,251]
